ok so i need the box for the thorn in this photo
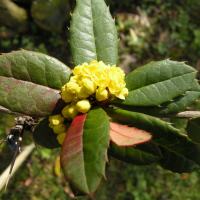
[167,57,172,60]
[70,12,72,16]
[158,105,162,107]
[103,173,107,180]
[170,99,174,102]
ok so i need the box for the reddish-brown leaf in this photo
[110,122,152,146]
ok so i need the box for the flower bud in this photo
[76,99,91,113]
[61,90,75,103]
[66,82,79,94]
[49,114,65,125]
[68,105,79,119]
[57,132,67,145]
[62,105,70,118]
[96,87,109,101]
[61,85,67,92]
[117,88,129,100]
[49,123,55,129]
[76,86,90,99]
[53,124,67,134]
[82,78,97,95]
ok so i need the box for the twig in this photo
[0,106,23,116]
[168,111,200,119]
[0,143,35,191]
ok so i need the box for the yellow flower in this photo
[62,105,70,118]
[68,105,79,119]
[53,124,67,134]
[76,86,90,99]
[66,82,79,94]
[76,99,91,113]
[57,132,67,145]
[115,88,129,100]
[82,78,97,95]
[61,90,75,103]
[70,76,78,83]
[91,61,110,88]
[49,114,65,126]
[96,87,109,101]
[49,123,55,129]
[60,61,128,114]
[108,66,126,94]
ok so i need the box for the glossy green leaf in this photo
[111,79,200,117]
[69,0,118,66]
[33,117,61,149]
[61,107,110,197]
[0,50,72,90]
[110,60,196,106]
[108,141,163,165]
[157,145,200,173]
[186,117,200,143]
[105,108,200,171]
[69,183,85,197]
[0,77,62,116]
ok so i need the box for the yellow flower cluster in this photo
[49,61,128,145]
[49,114,67,145]
[61,61,128,119]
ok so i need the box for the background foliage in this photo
[1,0,200,199]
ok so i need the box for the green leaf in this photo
[110,60,197,106]
[186,117,200,143]
[105,108,200,172]
[0,50,72,90]
[61,107,110,197]
[0,77,62,116]
[69,183,85,197]
[157,145,200,173]
[111,79,200,117]
[108,141,163,165]
[69,0,118,66]
[33,117,61,149]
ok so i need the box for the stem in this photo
[0,106,23,116]
[164,111,200,119]
[0,143,35,191]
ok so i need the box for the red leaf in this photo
[61,114,86,177]
[110,122,152,146]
